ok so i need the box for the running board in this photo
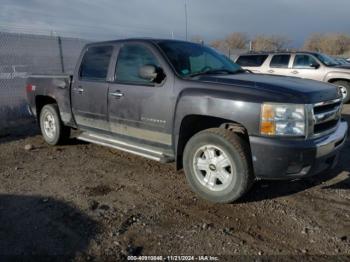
[76,132,174,163]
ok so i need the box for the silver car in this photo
[235,52,350,103]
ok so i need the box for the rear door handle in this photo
[291,70,299,74]
[73,87,84,94]
[267,70,274,74]
[109,91,124,98]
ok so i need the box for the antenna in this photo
[185,0,188,40]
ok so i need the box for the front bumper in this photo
[249,120,348,180]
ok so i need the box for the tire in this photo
[39,104,70,145]
[183,128,254,203]
[334,80,350,103]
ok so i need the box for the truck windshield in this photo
[157,41,242,78]
[313,53,339,66]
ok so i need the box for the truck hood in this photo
[331,64,350,70]
[198,73,341,104]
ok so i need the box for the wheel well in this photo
[176,115,249,170]
[328,78,350,85]
[35,96,57,119]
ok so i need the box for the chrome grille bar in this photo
[314,105,341,124]
[311,98,343,137]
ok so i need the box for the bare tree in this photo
[303,33,323,52]
[211,32,249,53]
[251,35,290,51]
[224,32,249,49]
[304,33,350,55]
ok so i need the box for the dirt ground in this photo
[0,106,349,261]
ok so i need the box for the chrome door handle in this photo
[267,70,274,73]
[291,70,299,74]
[73,87,84,93]
[109,91,124,98]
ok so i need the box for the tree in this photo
[224,32,249,49]
[303,33,323,52]
[251,35,290,51]
[211,32,249,53]
[304,33,350,55]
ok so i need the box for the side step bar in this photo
[76,132,174,163]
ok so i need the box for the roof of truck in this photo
[240,51,320,56]
[85,38,194,47]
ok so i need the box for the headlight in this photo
[260,103,306,136]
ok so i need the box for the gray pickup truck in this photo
[26,39,348,203]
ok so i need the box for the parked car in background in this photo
[235,52,350,103]
[334,57,350,65]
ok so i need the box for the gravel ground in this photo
[0,105,349,261]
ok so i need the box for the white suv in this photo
[235,52,350,103]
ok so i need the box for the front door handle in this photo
[73,87,84,94]
[267,70,274,74]
[291,70,299,74]
[109,91,124,98]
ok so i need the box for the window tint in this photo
[189,52,224,73]
[236,55,268,67]
[157,41,241,77]
[313,53,338,66]
[115,44,159,84]
[293,55,318,68]
[80,46,113,81]
[270,55,291,68]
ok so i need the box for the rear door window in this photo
[79,46,113,81]
[270,55,291,68]
[236,55,268,67]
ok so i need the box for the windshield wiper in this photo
[187,68,243,78]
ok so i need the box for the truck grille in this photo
[312,98,342,136]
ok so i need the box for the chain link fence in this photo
[0,31,89,128]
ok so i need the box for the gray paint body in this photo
[26,39,348,179]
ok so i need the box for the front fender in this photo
[324,71,350,82]
[173,88,262,140]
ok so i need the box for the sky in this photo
[0,0,349,47]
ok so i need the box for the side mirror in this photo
[310,62,320,69]
[139,65,158,81]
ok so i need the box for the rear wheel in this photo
[39,104,70,145]
[334,80,350,103]
[183,128,254,203]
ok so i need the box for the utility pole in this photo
[58,36,65,73]
[185,0,188,40]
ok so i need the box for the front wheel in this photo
[39,104,70,145]
[334,80,350,103]
[183,128,254,203]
